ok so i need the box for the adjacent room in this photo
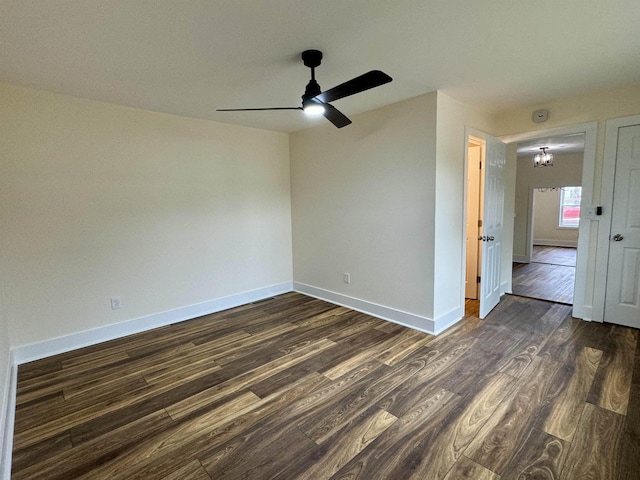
[511,133,586,305]
[1,2,640,479]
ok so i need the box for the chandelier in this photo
[534,147,553,167]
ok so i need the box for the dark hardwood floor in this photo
[11,292,640,479]
[512,246,577,304]
[531,245,577,267]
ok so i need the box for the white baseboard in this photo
[513,255,529,263]
[12,282,293,365]
[293,282,436,335]
[533,240,578,248]
[1,352,16,480]
[433,306,464,335]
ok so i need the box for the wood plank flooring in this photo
[531,246,577,267]
[512,246,577,304]
[11,292,640,479]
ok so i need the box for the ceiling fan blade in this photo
[217,107,302,111]
[322,103,352,128]
[315,70,392,104]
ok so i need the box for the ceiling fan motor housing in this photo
[301,49,323,68]
[302,80,322,103]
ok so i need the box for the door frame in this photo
[462,127,506,317]
[500,121,597,321]
[601,113,640,323]
[463,129,482,309]
[465,139,484,300]
[524,183,583,264]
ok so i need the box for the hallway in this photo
[512,246,577,304]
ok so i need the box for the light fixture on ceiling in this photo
[534,147,553,167]
[302,99,325,116]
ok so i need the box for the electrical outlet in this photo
[110,296,122,310]
[343,272,351,284]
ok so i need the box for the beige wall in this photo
[290,91,496,330]
[532,189,579,246]
[0,83,292,348]
[291,93,438,325]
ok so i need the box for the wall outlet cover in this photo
[110,296,122,310]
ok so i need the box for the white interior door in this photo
[605,124,640,328]
[479,135,506,318]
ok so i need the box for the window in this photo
[559,186,581,228]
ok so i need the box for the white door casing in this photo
[501,122,597,321]
[465,145,482,299]
[604,124,640,328]
[479,135,506,318]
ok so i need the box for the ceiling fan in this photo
[217,50,392,128]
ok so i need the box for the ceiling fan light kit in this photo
[217,49,392,128]
[302,100,325,115]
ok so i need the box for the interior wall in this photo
[290,91,496,331]
[513,152,583,258]
[434,93,497,322]
[0,82,293,349]
[290,93,438,328]
[532,189,579,246]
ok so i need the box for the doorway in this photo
[501,122,597,321]
[463,130,506,319]
[512,187,579,304]
[510,134,585,305]
[465,136,484,303]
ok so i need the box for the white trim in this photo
[1,352,16,480]
[532,239,578,248]
[513,255,529,264]
[293,282,436,335]
[525,186,535,262]
[433,306,464,335]
[0,355,7,473]
[12,282,293,365]
[460,127,474,330]
[599,114,640,324]
[501,121,597,321]
[573,125,597,321]
[500,280,512,296]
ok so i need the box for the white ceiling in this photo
[516,133,585,158]
[1,1,639,133]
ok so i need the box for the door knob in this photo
[478,236,485,241]
[487,236,495,241]
[612,234,624,241]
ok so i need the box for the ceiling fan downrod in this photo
[301,50,323,104]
